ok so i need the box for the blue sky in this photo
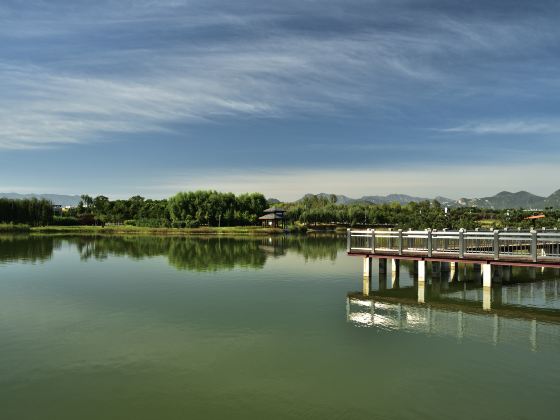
[1,0,559,200]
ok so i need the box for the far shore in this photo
[29,225,289,236]
[0,223,344,236]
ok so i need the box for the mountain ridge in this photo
[2,189,560,209]
[297,190,560,209]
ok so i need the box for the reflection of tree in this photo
[167,238,267,271]
[282,234,344,261]
[0,234,347,271]
[71,236,268,271]
[0,235,57,263]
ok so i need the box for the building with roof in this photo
[258,207,286,228]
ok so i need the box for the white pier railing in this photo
[347,229,560,264]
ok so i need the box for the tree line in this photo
[1,192,559,229]
[280,194,560,230]
[0,198,53,226]
[65,191,269,227]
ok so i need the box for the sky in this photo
[1,0,559,201]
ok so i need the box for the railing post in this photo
[427,229,433,257]
[493,230,500,260]
[346,228,351,253]
[371,229,376,254]
[398,229,403,255]
[531,230,538,262]
[459,228,465,258]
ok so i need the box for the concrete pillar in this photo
[418,260,426,283]
[391,271,399,289]
[379,272,387,291]
[493,265,503,283]
[418,280,425,303]
[411,260,418,274]
[431,278,441,298]
[417,260,426,304]
[391,259,400,274]
[529,267,536,281]
[432,261,441,276]
[363,256,372,277]
[483,286,492,311]
[378,258,387,274]
[472,263,482,282]
[493,284,503,307]
[363,275,371,296]
[482,263,492,288]
[502,265,512,282]
[391,259,400,289]
[450,262,458,281]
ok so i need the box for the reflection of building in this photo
[258,207,286,228]
[258,236,288,257]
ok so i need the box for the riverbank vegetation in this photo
[0,223,31,233]
[1,192,559,232]
[30,225,287,236]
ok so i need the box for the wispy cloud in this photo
[441,120,560,135]
[2,1,559,149]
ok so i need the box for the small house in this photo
[258,207,286,228]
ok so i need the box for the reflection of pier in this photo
[347,281,560,352]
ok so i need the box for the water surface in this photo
[0,235,558,419]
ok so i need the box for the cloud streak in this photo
[441,120,560,135]
[2,1,559,149]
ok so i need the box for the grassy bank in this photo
[30,225,292,236]
[0,223,31,233]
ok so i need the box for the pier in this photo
[348,228,560,289]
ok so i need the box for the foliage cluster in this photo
[280,195,560,230]
[67,191,268,227]
[0,198,53,226]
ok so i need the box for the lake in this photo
[1,234,559,419]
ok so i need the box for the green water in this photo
[0,235,558,420]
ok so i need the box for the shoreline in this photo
[28,225,290,236]
[1,224,347,236]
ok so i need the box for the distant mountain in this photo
[0,193,81,206]
[543,189,560,208]
[456,191,546,210]
[361,194,428,205]
[298,190,560,209]
[299,193,358,205]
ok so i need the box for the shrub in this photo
[52,216,80,226]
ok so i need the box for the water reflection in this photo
[0,234,345,271]
[0,235,59,264]
[350,260,560,352]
